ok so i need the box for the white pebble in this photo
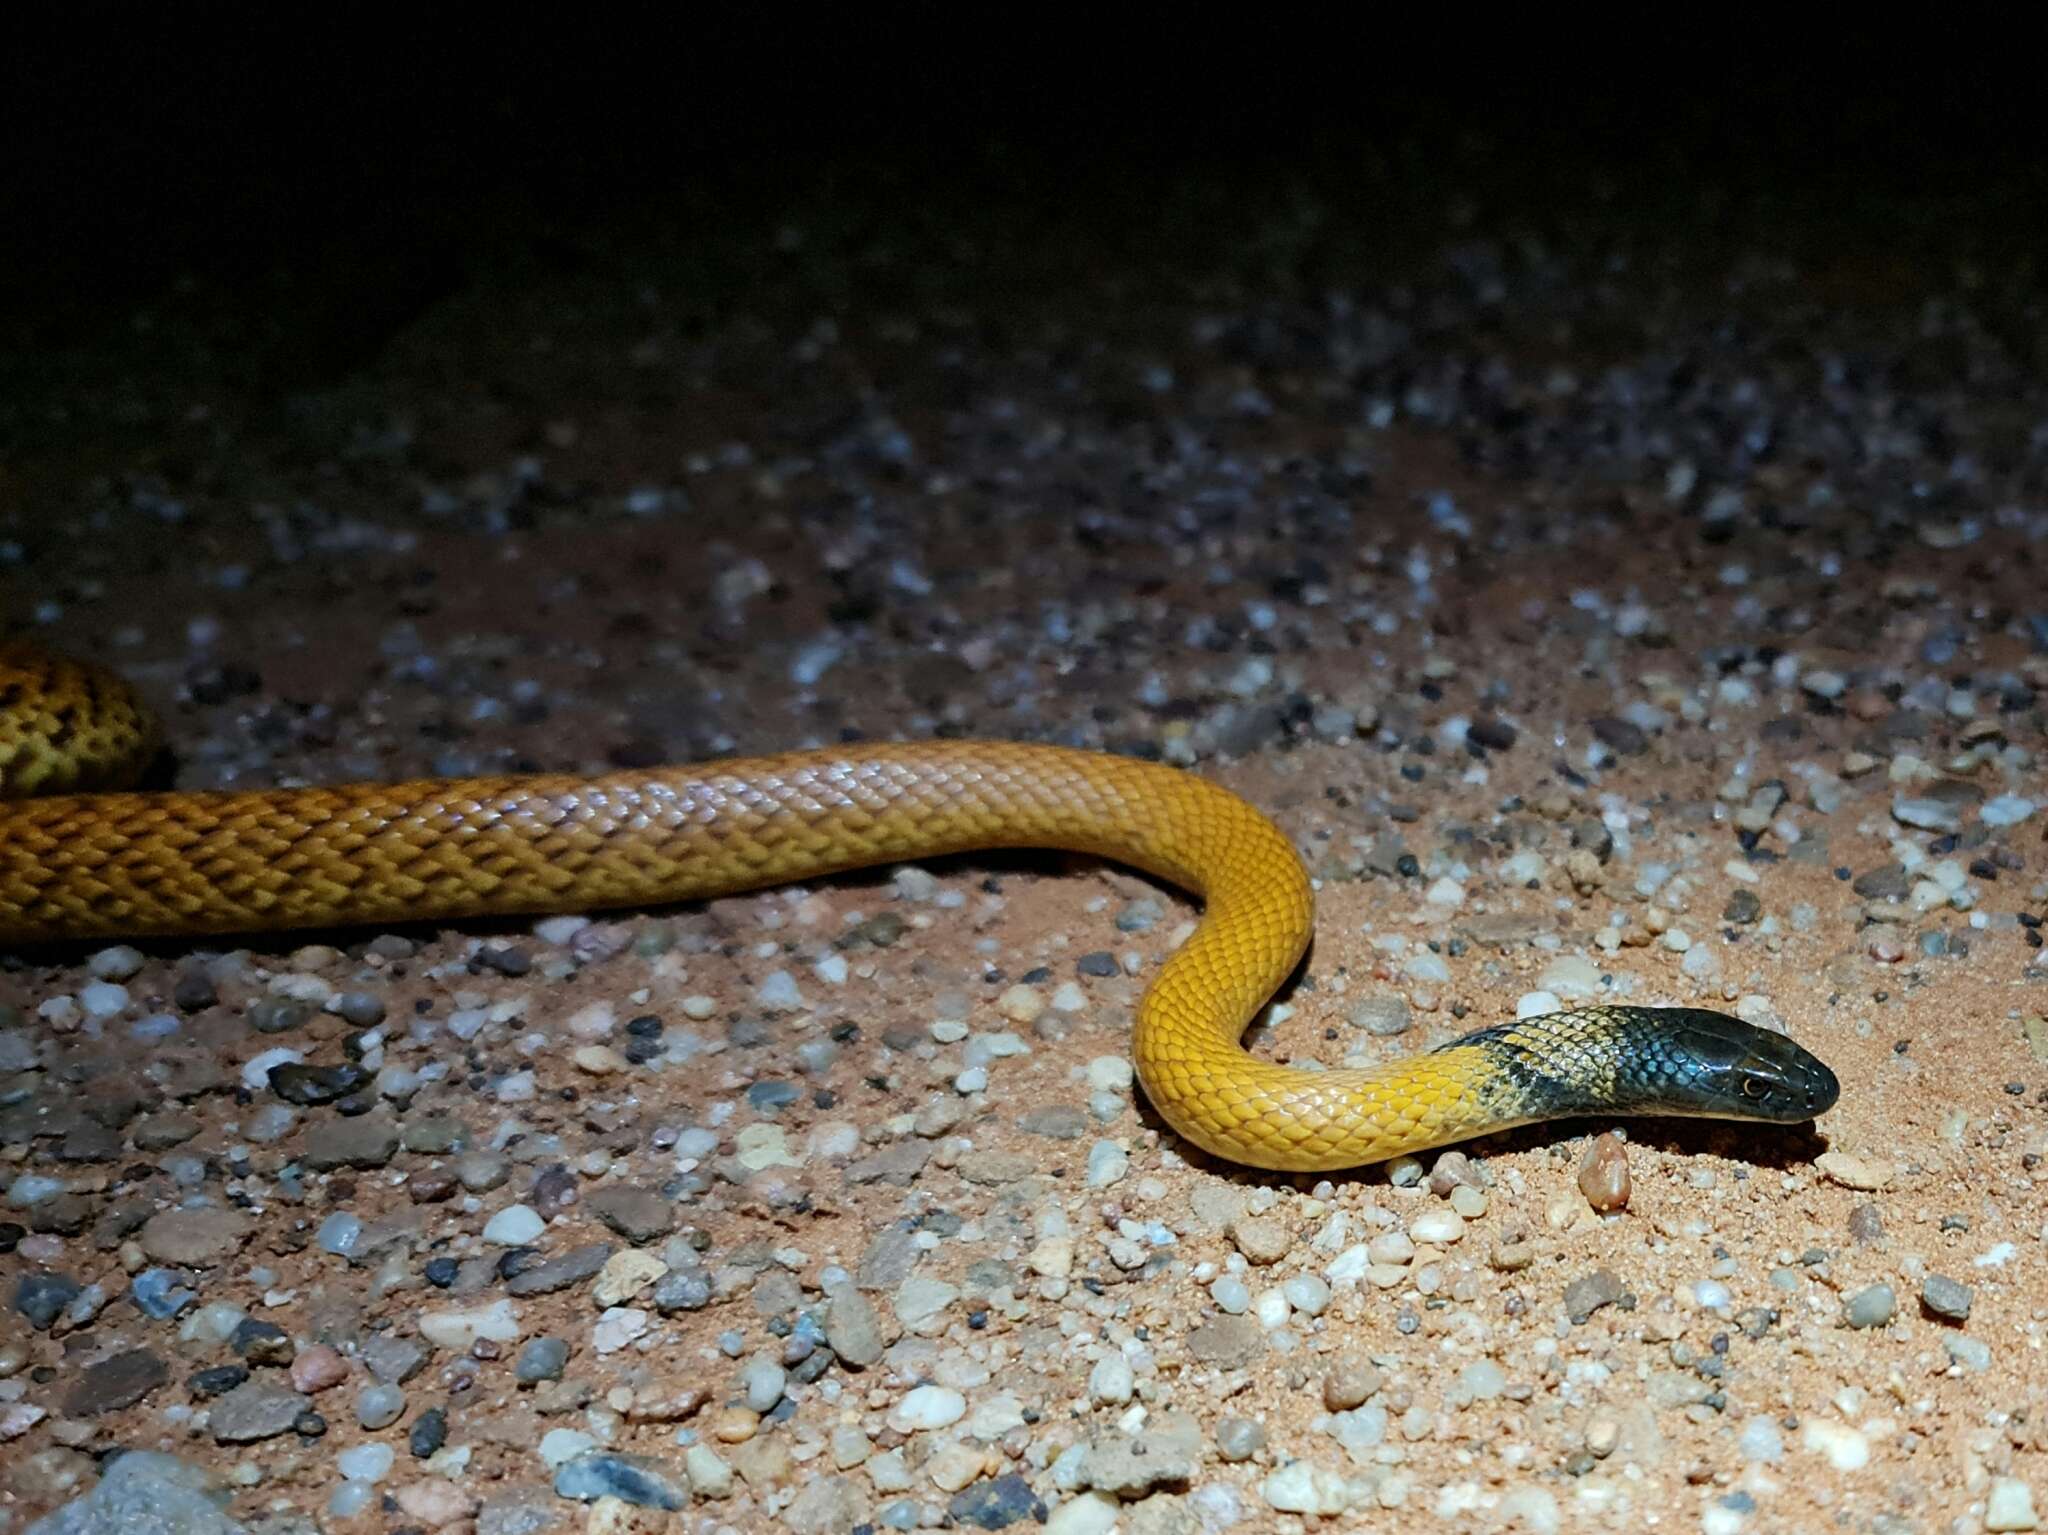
[1982,795,2037,828]
[887,1385,966,1432]
[1283,1275,1331,1316]
[1209,1277,1251,1313]
[1045,1493,1122,1535]
[591,1306,649,1354]
[1408,1210,1465,1245]
[336,1444,395,1483]
[1739,1416,1784,1463]
[740,1358,786,1412]
[756,971,807,1011]
[79,981,131,1019]
[1088,1355,1135,1405]
[1515,991,1561,1018]
[1801,1418,1869,1471]
[87,946,146,981]
[418,1300,523,1350]
[1403,950,1450,984]
[1986,1477,2041,1532]
[1535,955,1602,999]
[482,1205,546,1245]
[1086,1056,1134,1092]
[1085,1141,1128,1187]
[1262,1461,1361,1515]
[538,1428,597,1468]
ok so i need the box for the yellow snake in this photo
[0,642,1837,1171]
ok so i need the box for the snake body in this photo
[0,643,1837,1172]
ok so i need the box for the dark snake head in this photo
[1615,1008,1839,1123]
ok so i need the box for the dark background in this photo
[5,22,2042,407]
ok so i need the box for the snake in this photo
[0,641,1838,1172]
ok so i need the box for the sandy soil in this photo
[4,147,2048,1535]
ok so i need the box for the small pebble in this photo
[1920,1273,1973,1321]
[1844,1283,1896,1328]
[1577,1132,1630,1212]
[356,1384,405,1430]
[1986,1477,2041,1532]
[1322,1353,1381,1411]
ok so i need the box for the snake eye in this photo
[1740,1075,1767,1099]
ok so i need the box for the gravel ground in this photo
[5,132,2048,1535]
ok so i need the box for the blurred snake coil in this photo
[0,641,1838,1171]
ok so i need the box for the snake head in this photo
[1624,1008,1840,1123]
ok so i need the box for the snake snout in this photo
[1734,1043,1840,1122]
[1625,1009,1840,1124]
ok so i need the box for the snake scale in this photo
[0,641,1837,1172]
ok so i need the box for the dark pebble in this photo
[515,1337,570,1383]
[1563,1268,1628,1325]
[410,1407,448,1458]
[505,1242,612,1298]
[231,1319,292,1364]
[1851,865,1912,901]
[409,1169,456,1204]
[293,1409,327,1437]
[498,1248,548,1282]
[188,1365,249,1398]
[14,1272,82,1330]
[530,1164,580,1216]
[31,1195,91,1236]
[1847,1203,1885,1245]
[423,1256,460,1288]
[839,912,907,949]
[1920,1274,1973,1321]
[1468,716,1519,751]
[585,1187,675,1245]
[745,1081,802,1114]
[948,1474,1048,1530]
[186,661,261,704]
[1589,717,1649,755]
[65,1348,169,1416]
[334,992,388,1028]
[172,968,219,1011]
[1076,951,1119,978]
[57,1125,123,1162]
[269,1062,373,1105]
[473,945,532,977]
[401,1115,467,1154]
[1722,889,1762,924]
[246,998,312,1035]
[0,1222,24,1254]
[1734,1307,1777,1339]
